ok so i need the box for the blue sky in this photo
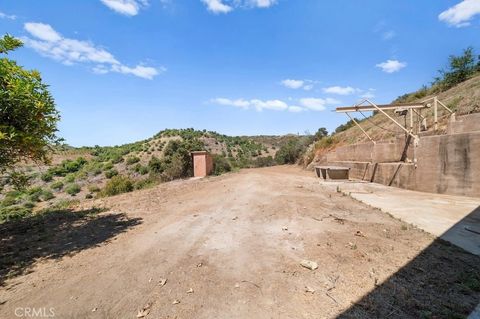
[1,0,479,146]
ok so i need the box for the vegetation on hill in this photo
[395,47,480,104]
[0,127,303,222]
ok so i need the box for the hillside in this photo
[0,129,288,222]
[303,73,480,167]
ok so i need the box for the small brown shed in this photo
[191,151,213,178]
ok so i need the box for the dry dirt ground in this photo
[1,166,479,318]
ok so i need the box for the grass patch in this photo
[65,184,81,196]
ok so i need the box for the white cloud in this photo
[211,96,339,112]
[201,0,277,13]
[439,0,480,27]
[0,11,16,20]
[100,0,148,16]
[303,84,313,91]
[323,86,359,95]
[281,79,304,89]
[250,99,288,111]
[281,79,314,90]
[212,98,289,111]
[24,23,62,42]
[202,0,233,13]
[212,98,250,108]
[111,64,162,80]
[299,97,340,111]
[376,59,407,73]
[23,22,161,79]
[249,0,277,8]
[288,106,304,113]
[211,98,310,112]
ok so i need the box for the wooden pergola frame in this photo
[335,97,454,145]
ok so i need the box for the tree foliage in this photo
[335,119,357,134]
[0,34,60,170]
[313,127,328,140]
[434,47,480,90]
[274,136,312,165]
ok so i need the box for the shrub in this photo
[7,171,31,191]
[87,184,101,193]
[103,162,114,170]
[49,199,79,210]
[50,180,64,190]
[23,201,35,209]
[105,169,118,179]
[48,157,87,177]
[134,164,149,175]
[111,154,124,164]
[65,183,81,196]
[85,193,93,199]
[0,206,31,223]
[335,119,357,134]
[134,178,156,190]
[315,136,336,149]
[161,153,186,181]
[100,175,134,197]
[126,156,140,165]
[213,155,232,175]
[76,170,89,180]
[275,137,311,165]
[27,186,43,202]
[64,173,76,183]
[253,156,275,168]
[40,190,54,201]
[41,172,53,182]
[1,194,18,207]
[148,156,164,174]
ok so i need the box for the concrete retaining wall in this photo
[416,132,480,196]
[322,114,480,196]
[328,137,413,164]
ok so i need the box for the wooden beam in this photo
[336,103,426,113]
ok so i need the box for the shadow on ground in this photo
[0,208,142,286]
[337,207,480,319]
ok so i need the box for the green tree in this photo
[0,34,60,171]
[314,127,328,141]
[435,47,479,89]
[274,136,311,165]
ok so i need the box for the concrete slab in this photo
[321,180,480,255]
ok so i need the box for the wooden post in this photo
[434,96,438,131]
[409,109,414,133]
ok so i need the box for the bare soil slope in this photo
[1,166,479,318]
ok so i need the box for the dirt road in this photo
[1,166,479,318]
